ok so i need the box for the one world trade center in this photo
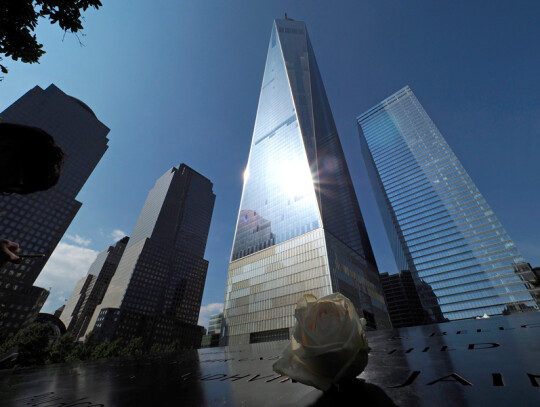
[223,17,391,345]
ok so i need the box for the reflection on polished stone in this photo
[1,313,539,406]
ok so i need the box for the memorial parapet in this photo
[1,312,538,406]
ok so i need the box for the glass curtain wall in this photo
[357,86,539,320]
[223,18,390,345]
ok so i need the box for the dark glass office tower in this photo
[380,270,444,328]
[223,18,391,346]
[86,165,215,349]
[0,84,109,338]
[357,86,539,321]
[60,236,129,341]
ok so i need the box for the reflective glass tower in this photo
[357,86,539,321]
[0,84,109,338]
[60,236,129,341]
[86,164,215,348]
[223,18,390,345]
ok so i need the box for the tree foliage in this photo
[165,339,184,353]
[47,332,77,364]
[0,0,102,77]
[65,331,98,362]
[0,330,191,369]
[0,323,50,367]
[120,337,144,357]
[91,338,122,360]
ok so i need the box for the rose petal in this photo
[273,292,370,391]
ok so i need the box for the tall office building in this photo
[379,270,444,328]
[223,18,390,346]
[85,164,215,349]
[0,85,109,338]
[201,312,224,348]
[357,86,539,320]
[208,312,224,335]
[60,236,129,341]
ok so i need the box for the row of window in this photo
[416,246,519,274]
[407,217,502,251]
[440,292,535,312]
[434,275,530,297]
[409,225,505,257]
[391,178,475,215]
[404,213,498,244]
[382,153,459,191]
[381,148,455,196]
[393,180,472,222]
[228,249,327,288]
[420,256,524,283]
[413,234,511,265]
[400,200,489,235]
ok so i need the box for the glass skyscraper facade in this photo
[60,236,129,341]
[357,86,539,321]
[85,164,215,348]
[379,270,442,328]
[223,18,390,346]
[0,84,109,338]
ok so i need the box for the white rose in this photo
[272,293,369,391]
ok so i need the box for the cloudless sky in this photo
[1,1,539,327]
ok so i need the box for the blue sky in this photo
[1,1,538,327]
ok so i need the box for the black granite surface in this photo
[1,312,539,406]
